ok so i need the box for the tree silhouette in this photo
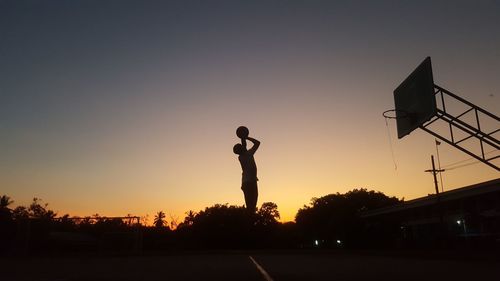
[0,195,14,209]
[0,195,14,220]
[172,203,287,248]
[12,206,29,220]
[9,198,57,221]
[183,210,196,227]
[187,204,251,248]
[295,189,401,248]
[29,198,57,220]
[56,214,76,231]
[0,195,16,252]
[153,211,167,228]
[256,202,280,226]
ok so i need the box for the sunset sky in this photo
[1,1,499,223]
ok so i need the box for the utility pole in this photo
[425,155,446,247]
[435,139,444,192]
[425,155,445,194]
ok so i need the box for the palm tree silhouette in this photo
[153,211,166,228]
[0,195,14,222]
[0,195,14,210]
[184,210,196,226]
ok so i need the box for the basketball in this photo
[236,126,249,139]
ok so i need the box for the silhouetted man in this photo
[233,136,260,212]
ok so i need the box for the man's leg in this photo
[249,182,258,211]
[243,181,258,212]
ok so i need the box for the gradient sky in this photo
[1,0,499,223]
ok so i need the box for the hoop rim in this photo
[382,109,409,119]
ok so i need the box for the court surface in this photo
[3,251,499,281]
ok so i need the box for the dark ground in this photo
[2,250,499,281]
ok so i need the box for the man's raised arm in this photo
[246,137,260,154]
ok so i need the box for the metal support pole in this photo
[418,85,500,171]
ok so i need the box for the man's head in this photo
[233,143,244,155]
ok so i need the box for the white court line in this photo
[249,256,274,281]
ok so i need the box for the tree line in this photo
[0,189,402,253]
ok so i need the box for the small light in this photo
[336,240,342,244]
[314,240,319,246]
[456,220,461,225]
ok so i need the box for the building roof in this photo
[361,178,500,218]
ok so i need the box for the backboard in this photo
[394,57,437,139]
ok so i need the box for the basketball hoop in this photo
[382,109,409,119]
